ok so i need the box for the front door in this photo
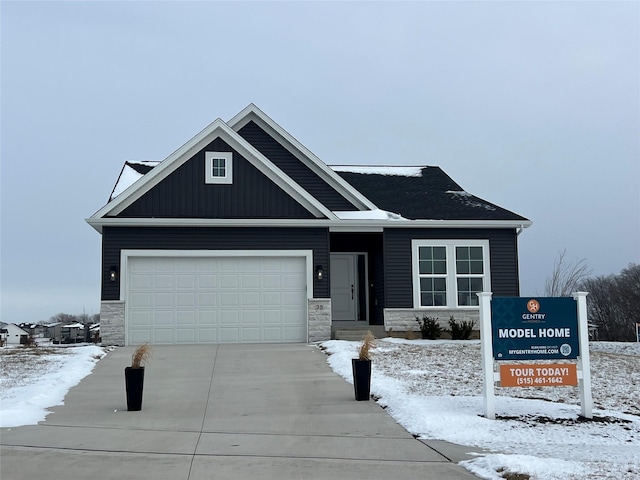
[330,253,368,322]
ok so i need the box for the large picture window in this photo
[412,240,490,308]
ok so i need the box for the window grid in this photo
[413,241,489,309]
[211,158,226,178]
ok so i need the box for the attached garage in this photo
[123,251,311,345]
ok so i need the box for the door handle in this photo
[351,285,354,300]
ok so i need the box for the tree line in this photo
[544,250,639,341]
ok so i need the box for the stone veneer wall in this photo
[100,301,125,346]
[384,308,480,334]
[308,298,331,342]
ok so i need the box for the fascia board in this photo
[228,104,379,211]
[90,118,336,220]
[86,217,533,234]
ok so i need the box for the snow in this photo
[333,209,407,220]
[0,344,106,428]
[320,339,640,480]
[331,165,424,177]
[111,161,158,199]
[2,339,638,480]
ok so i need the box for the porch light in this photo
[109,267,118,282]
[315,265,324,280]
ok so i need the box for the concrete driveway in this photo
[1,344,480,479]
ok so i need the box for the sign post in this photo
[478,292,495,419]
[574,292,592,418]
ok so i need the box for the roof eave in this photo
[86,217,533,234]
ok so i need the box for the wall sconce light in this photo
[315,265,324,281]
[109,266,118,282]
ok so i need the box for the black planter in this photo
[352,359,371,401]
[124,366,145,411]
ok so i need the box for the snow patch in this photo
[333,209,407,220]
[331,165,424,177]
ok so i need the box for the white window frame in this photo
[205,151,233,184]
[411,239,491,309]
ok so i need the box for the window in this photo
[205,152,233,184]
[412,240,490,308]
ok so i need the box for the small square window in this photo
[205,152,233,184]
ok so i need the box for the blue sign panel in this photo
[491,297,579,360]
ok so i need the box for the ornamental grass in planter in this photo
[125,343,151,411]
[352,331,375,401]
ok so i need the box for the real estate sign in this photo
[491,297,579,361]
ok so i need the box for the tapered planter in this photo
[352,359,371,401]
[125,366,145,411]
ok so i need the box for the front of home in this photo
[87,104,531,346]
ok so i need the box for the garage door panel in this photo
[127,256,307,345]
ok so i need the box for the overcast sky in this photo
[1,1,638,324]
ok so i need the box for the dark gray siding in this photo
[117,137,315,219]
[383,228,520,308]
[102,226,329,300]
[238,121,358,211]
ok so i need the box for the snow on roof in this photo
[333,209,407,220]
[61,323,85,329]
[330,165,424,177]
[111,161,159,200]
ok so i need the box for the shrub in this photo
[448,316,476,340]
[415,316,442,340]
[131,343,152,368]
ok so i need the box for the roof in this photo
[331,166,529,221]
[88,105,530,230]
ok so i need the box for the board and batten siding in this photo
[102,226,330,301]
[238,121,358,212]
[383,228,520,308]
[117,137,315,219]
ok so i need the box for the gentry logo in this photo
[527,299,540,314]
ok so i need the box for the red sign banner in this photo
[500,363,578,387]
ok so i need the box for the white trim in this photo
[89,118,336,220]
[205,151,233,184]
[120,249,314,344]
[411,239,491,309]
[87,216,532,233]
[228,104,378,212]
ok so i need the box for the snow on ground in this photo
[1,340,638,479]
[321,339,640,480]
[0,344,107,428]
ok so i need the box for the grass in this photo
[358,331,375,361]
[131,343,152,368]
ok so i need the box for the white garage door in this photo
[126,256,308,345]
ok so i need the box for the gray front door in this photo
[330,254,356,321]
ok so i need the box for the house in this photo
[87,104,531,346]
[61,322,88,343]
[43,322,63,341]
[0,323,29,345]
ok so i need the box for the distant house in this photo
[0,323,29,345]
[43,322,63,340]
[61,323,87,343]
[87,104,531,346]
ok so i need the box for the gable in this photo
[237,121,358,211]
[116,137,315,219]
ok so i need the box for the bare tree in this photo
[543,249,592,297]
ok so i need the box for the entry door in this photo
[330,254,357,321]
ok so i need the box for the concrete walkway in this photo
[1,344,480,479]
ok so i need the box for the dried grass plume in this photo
[131,343,152,369]
[358,331,375,361]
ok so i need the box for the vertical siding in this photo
[238,121,358,211]
[118,137,314,219]
[383,228,521,308]
[102,226,329,301]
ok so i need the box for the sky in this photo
[1,1,638,323]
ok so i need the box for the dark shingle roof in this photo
[331,166,529,221]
